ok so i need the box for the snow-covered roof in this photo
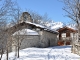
[19,21,58,34]
[25,21,45,28]
[13,29,39,36]
[44,28,58,34]
[27,21,58,33]
[7,21,58,35]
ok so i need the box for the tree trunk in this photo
[17,35,19,58]
[0,48,3,60]
[78,24,80,42]
[6,47,8,60]
[17,41,19,58]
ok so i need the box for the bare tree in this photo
[61,0,80,41]
[12,30,26,58]
[0,0,21,60]
[0,24,7,60]
[8,7,23,59]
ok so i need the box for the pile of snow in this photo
[13,29,39,35]
[1,45,80,60]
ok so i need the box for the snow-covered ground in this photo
[1,45,80,60]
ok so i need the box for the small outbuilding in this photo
[57,26,77,46]
[6,12,58,52]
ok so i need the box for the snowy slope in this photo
[44,21,64,30]
[50,22,64,30]
[1,45,80,60]
[45,21,77,30]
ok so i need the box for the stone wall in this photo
[39,30,58,47]
[11,29,58,52]
[20,35,40,49]
[12,35,40,51]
